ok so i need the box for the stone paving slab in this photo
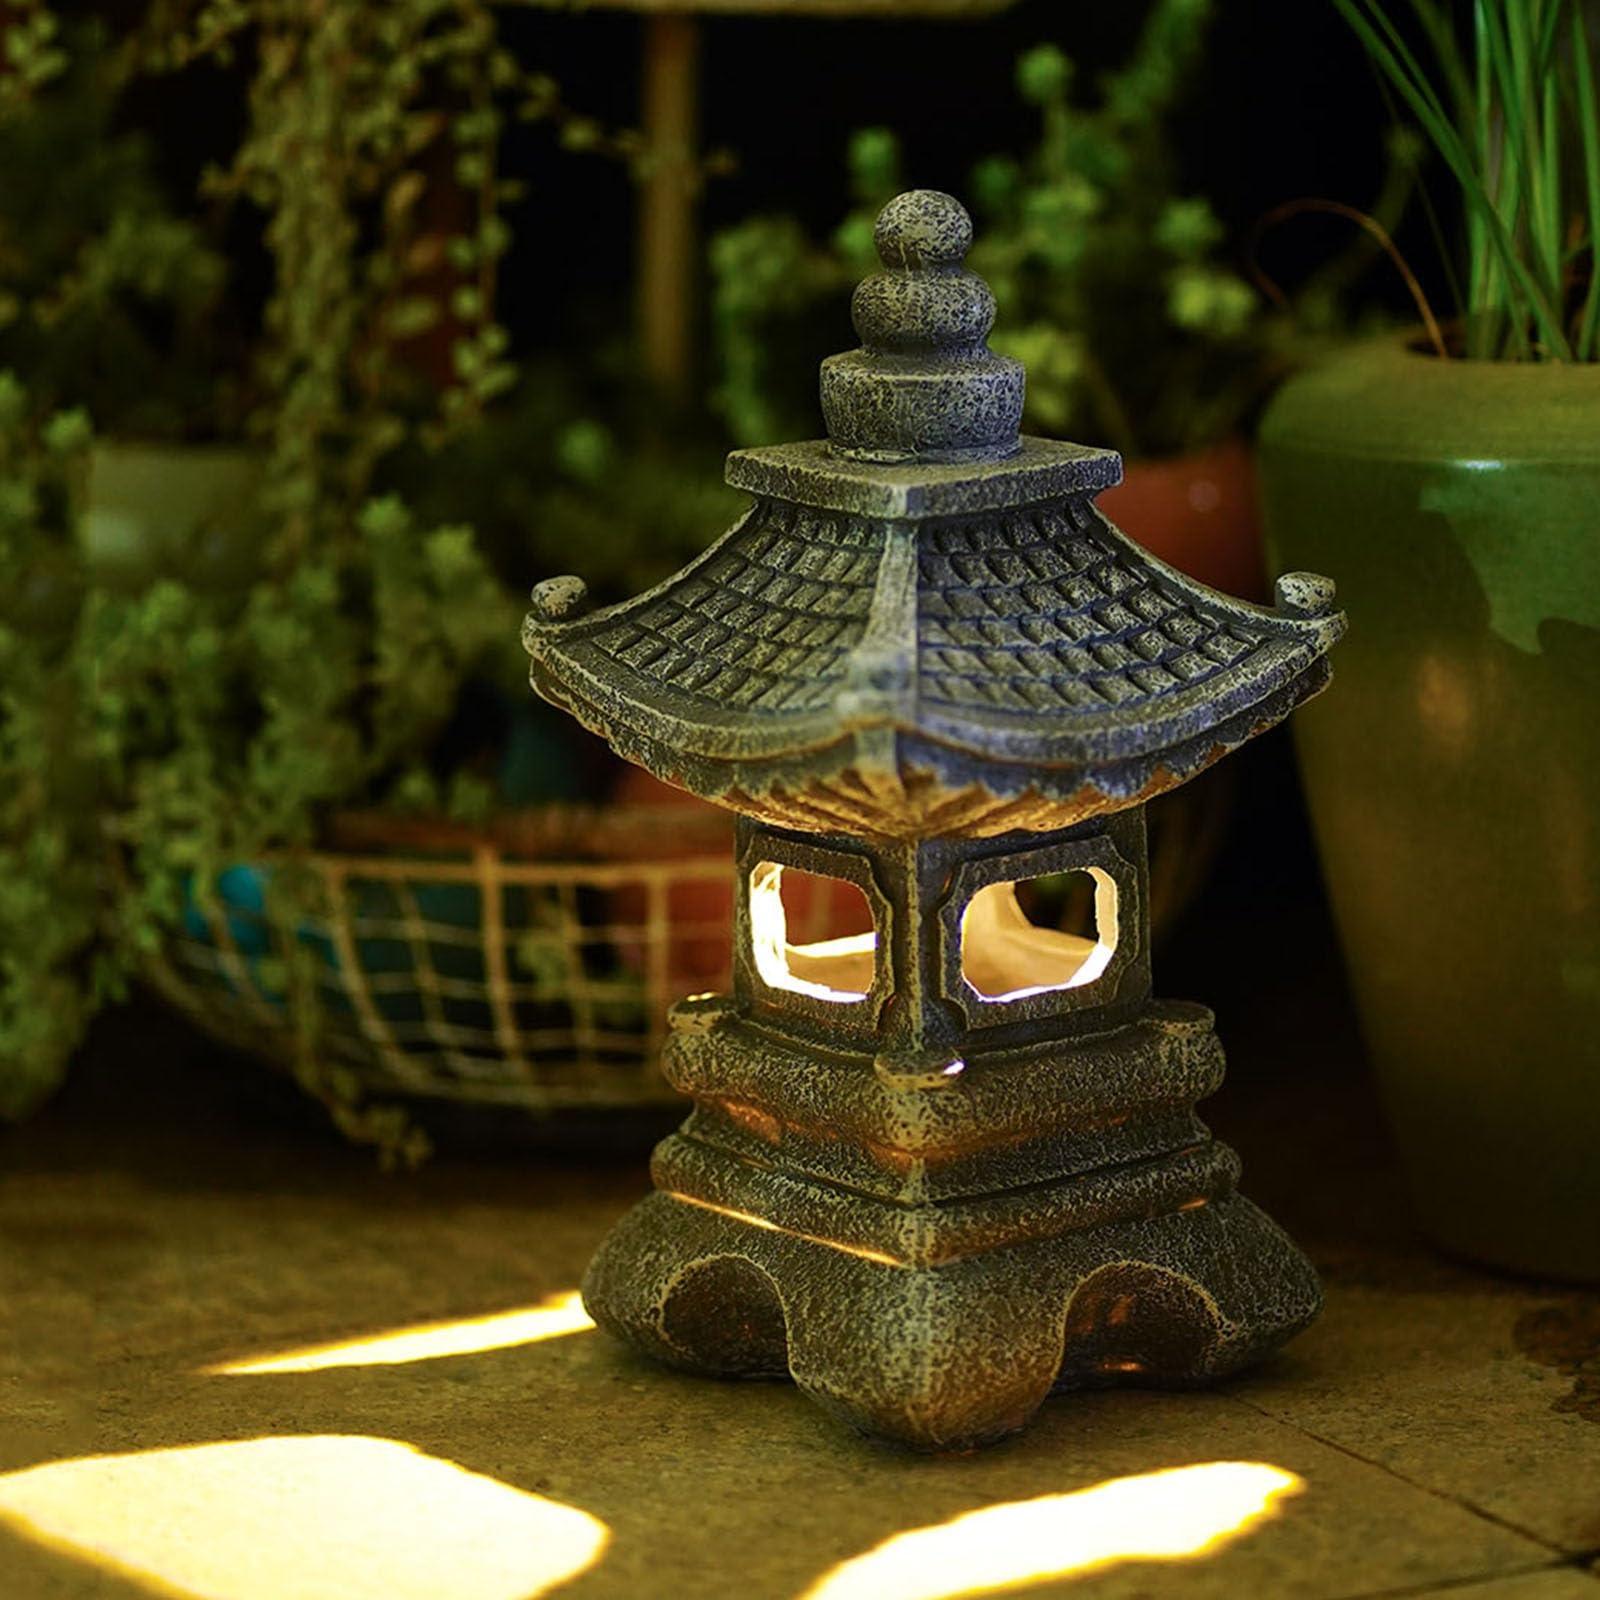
[1433,1571,1600,1598]
[1239,1284,1600,1557]
[0,1293,1569,1600]
[0,1165,1588,1600]
[2,1020,1598,1600]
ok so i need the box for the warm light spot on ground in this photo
[0,1435,609,1600]
[206,1289,594,1374]
[797,1461,1303,1600]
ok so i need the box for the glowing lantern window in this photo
[960,869,1119,1003]
[749,861,876,1003]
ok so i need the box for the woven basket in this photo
[146,804,752,1117]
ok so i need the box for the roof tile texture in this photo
[916,507,1265,716]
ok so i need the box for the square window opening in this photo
[749,862,876,1003]
[960,869,1118,1003]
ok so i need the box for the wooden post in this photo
[636,11,702,410]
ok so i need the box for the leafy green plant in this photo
[713,1,1294,460]
[0,377,101,1120]
[1332,0,1600,360]
[0,5,648,1153]
[0,2,67,108]
[0,22,237,439]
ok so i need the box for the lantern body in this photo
[525,192,1344,1449]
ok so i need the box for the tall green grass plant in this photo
[1333,0,1600,360]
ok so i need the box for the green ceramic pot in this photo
[1259,337,1600,1282]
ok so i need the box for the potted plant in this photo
[966,23,1274,601]
[1258,1,1600,1279]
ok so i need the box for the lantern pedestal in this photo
[582,994,1319,1450]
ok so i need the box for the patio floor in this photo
[2,998,1597,1600]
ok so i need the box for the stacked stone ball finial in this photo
[820,190,1024,465]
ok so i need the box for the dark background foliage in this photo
[501,0,1428,388]
[106,0,1434,406]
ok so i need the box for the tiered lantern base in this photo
[581,997,1320,1451]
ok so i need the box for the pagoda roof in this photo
[524,451,1343,837]
[525,192,1342,837]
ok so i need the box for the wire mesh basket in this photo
[145,804,745,1119]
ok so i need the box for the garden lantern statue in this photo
[524,191,1345,1449]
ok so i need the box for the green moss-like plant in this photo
[0,378,101,1120]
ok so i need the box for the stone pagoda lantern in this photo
[524,191,1345,1450]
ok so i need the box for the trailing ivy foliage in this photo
[0,6,617,1154]
[0,2,67,107]
[0,22,236,440]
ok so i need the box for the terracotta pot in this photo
[1260,335,1600,1282]
[1092,439,1262,942]
[1096,436,1266,600]
[608,767,735,988]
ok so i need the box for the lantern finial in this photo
[870,187,973,268]
[820,189,1023,465]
